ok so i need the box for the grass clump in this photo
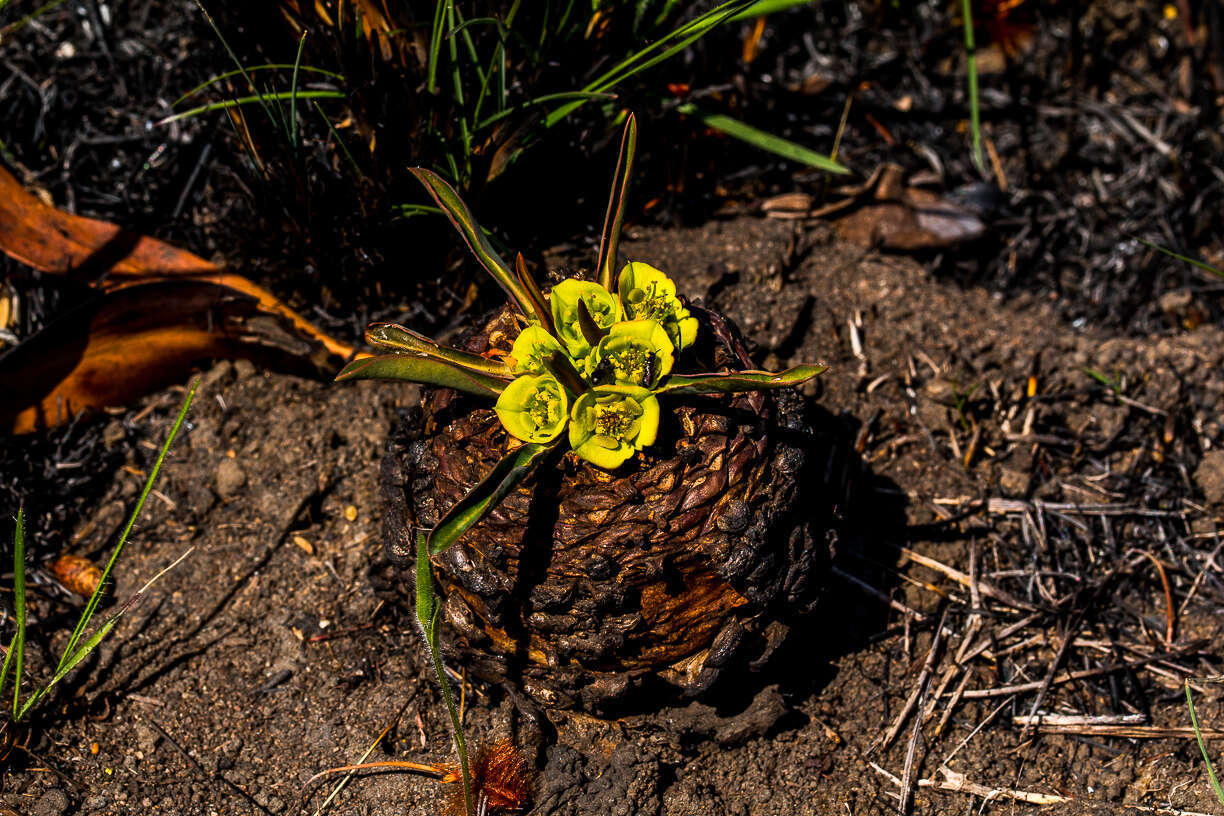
[0,381,197,734]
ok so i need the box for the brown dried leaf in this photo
[762,163,985,249]
[0,167,216,286]
[0,166,361,433]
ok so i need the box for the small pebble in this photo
[233,359,257,380]
[1195,450,1224,506]
[82,795,109,812]
[200,360,233,392]
[215,458,246,498]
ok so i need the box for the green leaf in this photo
[1186,681,1224,805]
[409,168,536,315]
[56,379,198,678]
[0,507,26,720]
[960,0,984,174]
[656,365,827,395]
[335,354,509,398]
[426,441,555,555]
[597,114,638,292]
[1131,235,1224,280]
[414,533,474,815]
[426,0,447,94]
[474,91,616,130]
[676,104,847,174]
[365,323,512,377]
[414,532,437,641]
[0,0,67,39]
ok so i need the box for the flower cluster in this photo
[494,262,697,469]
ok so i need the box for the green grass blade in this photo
[393,204,445,218]
[1081,367,1122,394]
[475,91,615,131]
[57,379,199,675]
[656,365,827,395]
[409,168,535,314]
[335,354,510,397]
[544,0,757,127]
[158,90,345,126]
[426,0,448,94]
[450,7,487,88]
[0,507,27,720]
[597,114,638,292]
[443,1,473,183]
[313,101,365,180]
[20,548,193,721]
[192,0,277,127]
[728,0,814,20]
[1186,681,1224,805]
[676,104,847,174]
[961,0,984,173]
[173,64,344,107]
[290,32,307,150]
[364,323,513,376]
[0,0,67,40]
[426,441,553,555]
[474,0,518,121]
[1132,236,1224,280]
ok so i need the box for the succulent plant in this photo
[340,115,827,716]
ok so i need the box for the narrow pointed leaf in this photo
[413,532,475,815]
[676,104,848,174]
[427,441,556,555]
[366,323,512,376]
[1,508,26,719]
[515,254,554,334]
[597,114,637,292]
[655,365,828,395]
[409,168,535,315]
[56,380,197,675]
[336,354,509,397]
[415,533,436,634]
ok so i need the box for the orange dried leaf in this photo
[0,167,364,434]
[0,167,215,286]
[49,554,103,599]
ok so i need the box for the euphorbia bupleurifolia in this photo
[335,114,825,816]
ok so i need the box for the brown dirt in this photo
[4,216,1224,815]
